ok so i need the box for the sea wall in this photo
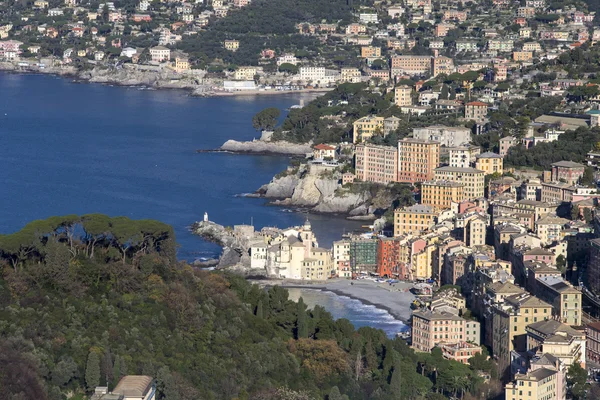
[220,140,312,155]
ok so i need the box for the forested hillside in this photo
[0,215,501,400]
[177,0,361,67]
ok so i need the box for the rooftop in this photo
[551,160,585,168]
[112,376,153,397]
[435,166,484,174]
[476,151,502,159]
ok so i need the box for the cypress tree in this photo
[112,356,121,389]
[256,299,264,319]
[296,297,308,339]
[389,362,402,397]
[85,351,100,391]
[328,386,343,400]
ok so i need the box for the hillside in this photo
[0,215,501,400]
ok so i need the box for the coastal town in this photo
[6,0,600,397]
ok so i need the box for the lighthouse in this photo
[204,212,209,222]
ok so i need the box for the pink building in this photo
[355,143,398,184]
[412,310,466,352]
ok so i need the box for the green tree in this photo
[580,167,595,187]
[297,297,308,339]
[256,299,264,318]
[389,362,402,396]
[278,63,298,74]
[252,107,281,131]
[556,255,566,275]
[86,351,100,391]
[567,362,588,400]
[112,356,122,389]
[328,386,343,400]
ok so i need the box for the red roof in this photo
[466,101,489,107]
[313,144,336,150]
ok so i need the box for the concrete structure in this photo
[149,46,170,62]
[475,152,503,175]
[465,101,489,122]
[394,204,437,236]
[394,85,413,106]
[353,116,384,143]
[350,238,378,274]
[448,145,480,169]
[411,310,468,352]
[550,161,585,185]
[434,167,485,199]
[412,125,472,148]
[355,144,398,184]
[421,180,466,210]
[397,138,440,184]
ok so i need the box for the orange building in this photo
[377,238,399,277]
[397,138,440,184]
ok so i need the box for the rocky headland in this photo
[255,163,403,218]
[219,139,312,155]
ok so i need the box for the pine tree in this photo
[85,351,100,391]
[328,386,343,400]
[256,299,264,319]
[389,362,402,397]
[296,297,308,339]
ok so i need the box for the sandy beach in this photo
[277,278,416,322]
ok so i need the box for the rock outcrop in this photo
[220,140,312,155]
[257,164,398,216]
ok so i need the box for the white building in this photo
[413,125,472,148]
[149,45,170,62]
[277,54,298,66]
[359,13,379,24]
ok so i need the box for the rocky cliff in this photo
[256,164,399,217]
[220,140,312,155]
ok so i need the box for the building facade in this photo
[355,143,398,184]
[397,138,440,184]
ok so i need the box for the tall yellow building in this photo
[361,46,381,58]
[505,368,562,400]
[434,166,485,199]
[475,152,504,175]
[421,180,465,210]
[224,39,240,51]
[394,204,438,236]
[353,116,384,143]
[394,85,412,106]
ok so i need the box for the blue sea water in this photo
[286,288,408,338]
[0,72,365,261]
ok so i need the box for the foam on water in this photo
[286,288,408,337]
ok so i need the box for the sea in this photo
[0,72,404,333]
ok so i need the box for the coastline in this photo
[0,62,332,98]
[255,278,415,323]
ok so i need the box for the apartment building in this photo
[377,238,399,277]
[394,85,413,106]
[411,310,467,352]
[299,66,326,82]
[352,116,384,143]
[438,342,482,364]
[526,320,585,368]
[475,152,503,175]
[499,136,517,157]
[340,67,362,83]
[394,204,438,236]
[224,39,239,51]
[397,138,440,184]
[149,46,170,62]
[535,275,582,326]
[448,145,480,168]
[390,55,432,75]
[492,294,553,379]
[465,101,489,123]
[434,166,485,199]
[413,125,472,147]
[233,66,257,81]
[355,143,398,184]
[361,46,381,58]
[505,368,561,400]
[421,180,466,210]
[333,240,351,278]
[513,51,534,62]
[540,182,575,204]
[432,56,454,77]
[587,322,600,365]
[550,161,584,185]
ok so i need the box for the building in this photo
[434,167,485,199]
[421,180,466,210]
[359,13,378,24]
[312,144,336,160]
[432,56,454,77]
[277,54,298,66]
[587,322,600,365]
[513,51,534,62]
[174,58,189,71]
[111,375,156,400]
[448,145,480,168]
[350,238,378,274]
[586,238,600,296]
[377,238,399,277]
[333,240,351,278]
[540,182,575,204]
[340,67,361,83]
[394,204,437,236]
[390,55,432,75]
[535,275,582,326]
[465,216,487,247]
[550,161,585,185]
[526,320,586,368]
[475,152,503,175]
[438,342,482,364]
[353,116,385,143]
[499,136,517,157]
[412,125,472,148]
[534,215,568,246]
[149,46,170,62]
[299,66,326,83]
[355,143,398,184]
[361,46,381,58]
[505,368,561,400]
[224,40,239,51]
[384,116,401,135]
[233,66,257,81]
[397,138,440,184]
[412,310,468,352]
[394,85,412,106]
[465,101,489,122]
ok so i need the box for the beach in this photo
[271,278,416,322]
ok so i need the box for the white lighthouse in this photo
[204,212,209,222]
